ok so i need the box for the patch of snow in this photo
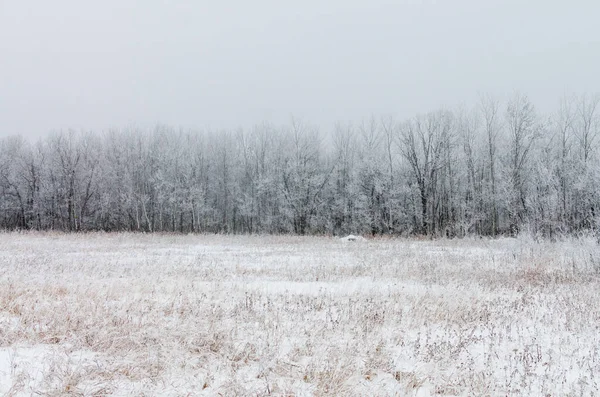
[340,234,366,242]
[0,345,52,396]
[0,344,98,396]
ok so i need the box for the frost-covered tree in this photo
[398,111,452,235]
[505,93,540,233]
[2,92,600,237]
[280,119,331,235]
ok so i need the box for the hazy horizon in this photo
[1,0,599,137]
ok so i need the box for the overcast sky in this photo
[1,0,599,137]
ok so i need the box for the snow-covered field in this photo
[1,233,599,396]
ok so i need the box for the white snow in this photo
[0,232,599,395]
[340,234,366,242]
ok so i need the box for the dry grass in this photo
[0,232,599,396]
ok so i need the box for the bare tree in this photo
[331,122,356,234]
[399,111,450,235]
[281,119,331,234]
[577,93,600,163]
[457,105,482,235]
[381,115,399,233]
[357,117,385,235]
[479,94,501,235]
[505,93,539,233]
[554,94,576,228]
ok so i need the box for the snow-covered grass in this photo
[1,232,599,396]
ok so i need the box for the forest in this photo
[1,93,599,237]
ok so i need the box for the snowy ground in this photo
[0,233,599,396]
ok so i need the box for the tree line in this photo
[1,93,599,237]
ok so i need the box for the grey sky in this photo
[1,0,599,137]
